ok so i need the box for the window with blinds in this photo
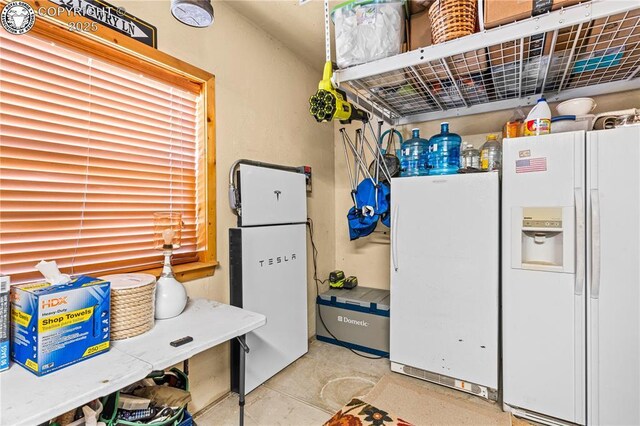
[0,31,205,284]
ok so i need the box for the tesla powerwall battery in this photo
[236,164,306,227]
[230,224,308,393]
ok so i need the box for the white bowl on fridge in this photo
[556,97,597,116]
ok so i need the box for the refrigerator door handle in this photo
[591,188,601,299]
[391,204,399,271]
[574,188,585,296]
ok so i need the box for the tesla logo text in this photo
[42,297,68,309]
[274,190,281,201]
[258,253,296,267]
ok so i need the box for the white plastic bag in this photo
[334,1,405,68]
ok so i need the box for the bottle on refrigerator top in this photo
[428,122,461,175]
[480,134,502,172]
[524,97,551,136]
[460,143,480,170]
[503,107,525,139]
[400,128,429,177]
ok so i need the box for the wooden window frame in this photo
[4,0,218,281]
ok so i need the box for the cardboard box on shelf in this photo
[409,0,433,15]
[484,0,585,29]
[402,13,411,53]
[409,10,432,50]
[551,0,584,10]
[484,0,531,29]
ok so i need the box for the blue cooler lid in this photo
[319,287,390,311]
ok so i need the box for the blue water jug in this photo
[400,128,429,177]
[428,122,461,175]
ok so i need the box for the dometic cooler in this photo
[316,287,390,357]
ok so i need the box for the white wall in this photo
[333,90,640,290]
[112,0,335,413]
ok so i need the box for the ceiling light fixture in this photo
[171,0,214,28]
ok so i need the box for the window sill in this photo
[140,260,218,283]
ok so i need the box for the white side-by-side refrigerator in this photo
[502,127,640,425]
[390,173,500,400]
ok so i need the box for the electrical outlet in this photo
[297,166,312,192]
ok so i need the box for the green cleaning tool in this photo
[309,62,368,124]
[329,270,346,288]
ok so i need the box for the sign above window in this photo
[47,0,157,48]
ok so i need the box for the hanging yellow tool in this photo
[309,0,368,124]
[309,62,368,124]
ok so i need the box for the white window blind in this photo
[0,31,204,284]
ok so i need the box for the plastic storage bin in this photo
[332,0,406,69]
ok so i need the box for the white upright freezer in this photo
[230,164,308,394]
[502,127,640,426]
[390,173,500,400]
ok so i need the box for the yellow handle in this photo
[318,61,333,91]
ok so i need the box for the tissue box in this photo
[484,0,584,29]
[0,276,9,372]
[10,275,111,376]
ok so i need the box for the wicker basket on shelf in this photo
[428,0,477,44]
[101,273,156,340]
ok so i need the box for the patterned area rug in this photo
[324,398,414,426]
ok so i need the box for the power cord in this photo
[306,218,383,360]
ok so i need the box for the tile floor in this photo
[195,339,518,426]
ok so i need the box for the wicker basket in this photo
[101,273,156,340]
[428,0,477,44]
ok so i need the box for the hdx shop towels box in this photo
[316,287,390,357]
[0,275,10,372]
[10,275,111,376]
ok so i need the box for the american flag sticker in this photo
[516,157,547,173]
